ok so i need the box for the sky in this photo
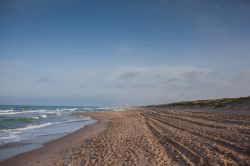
[0,0,250,106]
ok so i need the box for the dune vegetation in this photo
[148,96,250,109]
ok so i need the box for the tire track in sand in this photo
[58,109,250,166]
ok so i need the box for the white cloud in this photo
[1,61,250,105]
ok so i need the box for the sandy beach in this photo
[2,0,250,165]
[1,108,250,166]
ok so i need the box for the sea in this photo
[0,105,123,160]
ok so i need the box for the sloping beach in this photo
[1,108,250,166]
[0,112,109,166]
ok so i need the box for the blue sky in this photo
[1,0,250,106]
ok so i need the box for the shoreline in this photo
[0,112,110,166]
[1,108,249,165]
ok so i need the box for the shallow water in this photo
[0,105,123,160]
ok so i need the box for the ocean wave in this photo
[0,132,20,144]
[0,107,85,116]
[0,109,66,115]
[27,110,59,114]
[83,107,93,111]
[0,110,43,115]
[0,109,14,113]
[95,107,124,112]
[58,108,78,112]
[32,116,40,119]
[96,107,115,110]
[0,109,18,115]
[113,108,124,111]
[2,123,52,132]
[3,118,91,133]
[0,112,17,115]
[0,117,35,130]
[40,114,47,118]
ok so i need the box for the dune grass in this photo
[148,96,250,109]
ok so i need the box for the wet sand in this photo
[1,108,250,166]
